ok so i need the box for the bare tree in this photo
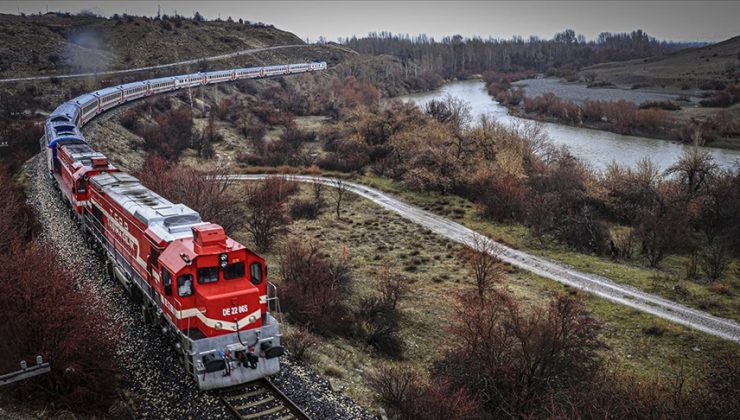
[136,155,242,233]
[665,148,718,197]
[463,235,504,298]
[701,238,731,280]
[243,178,292,252]
[311,177,325,212]
[329,178,351,219]
[378,268,409,310]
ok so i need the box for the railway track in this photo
[220,379,310,420]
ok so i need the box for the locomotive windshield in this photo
[197,267,219,284]
[223,262,245,280]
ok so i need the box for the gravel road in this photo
[225,174,740,344]
[26,155,372,419]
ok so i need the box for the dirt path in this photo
[224,174,740,343]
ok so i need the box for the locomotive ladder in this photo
[220,378,310,420]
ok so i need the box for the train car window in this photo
[250,262,263,285]
[197,267,219,284]
[76,179,86,193]
[224,262,245,280]
[163,270,172,296]
[177,274,194,297]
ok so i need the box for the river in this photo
[398,80,740,171]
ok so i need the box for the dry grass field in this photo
[581,35,740,89]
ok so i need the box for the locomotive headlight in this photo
[220,253,228,268]
[248,315,257,324]
[215,322,223,330]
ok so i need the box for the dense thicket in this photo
[343,30,691,77]
[0,169,120,415]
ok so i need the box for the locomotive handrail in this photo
[266,281,283,324]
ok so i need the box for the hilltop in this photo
[0,12,306,77]
[581,35,740,88]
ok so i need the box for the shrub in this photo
[636,108,672,133]
[602,100,638,134]
[278,238,353,334]
[354,294,403,357]
[0,243,120,414]
[634,184,692,268]
[119,107,141,131]
[700,91,733,107]
[367,364,482,419]
[638,100,681,110]
[139,106,194,160]
[0,171,38,251]
[283,326,318,360]
[440,291,603,416]
[475,173,526,222]
[242,177,296,251]
[289,198,321,219]
[0,120,45,172]
[525,154,608,253]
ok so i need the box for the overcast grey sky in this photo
[2,1,738,43]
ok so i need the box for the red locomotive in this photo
[40,63,332,389]
[82,171,282,388]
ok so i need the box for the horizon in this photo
[1,1,738,44]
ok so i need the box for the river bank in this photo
[504,78,740,150]
[507,105,740,151]
[398,80,740,170]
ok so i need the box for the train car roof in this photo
[120,81,148,90]
[147,76,177,84]
[89,171,205,242]
[59,143,109,166]
[46,119,80,130]
[49,102,80,122]
[173,73,201,79]
[47,135,86,148]
[71,93,97,106]
[93,86,121,97]
[46,121,82,140]
[204,70,232,76]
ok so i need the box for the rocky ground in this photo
[25,154,373,419]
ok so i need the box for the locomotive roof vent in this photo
[192,224,226,251]
[91,156,108,167]
[164,214,202,227]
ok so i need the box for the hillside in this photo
[582,35,740,88]
[0,12,305,77]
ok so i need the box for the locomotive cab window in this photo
[197,267,219,284]
[162,270,172,296]
[178,274,194,297]
[224,262,245,280]
[250,262,263,285]
[76,179,86,193]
